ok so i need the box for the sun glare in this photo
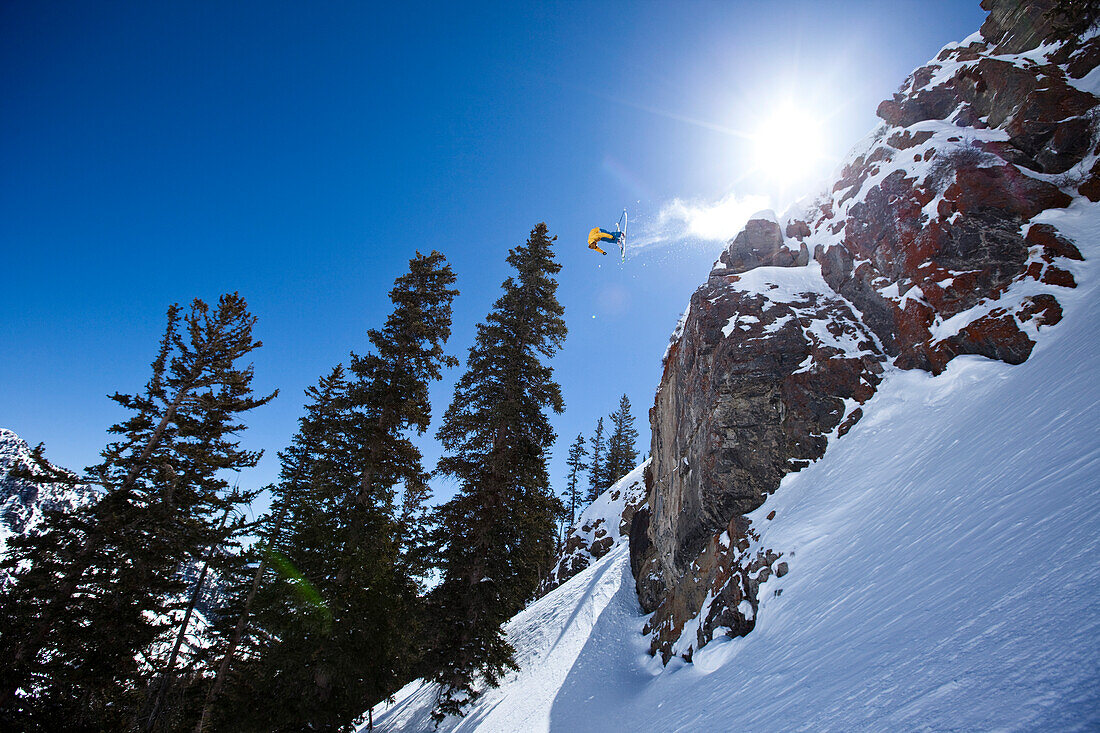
[749,102,828,189]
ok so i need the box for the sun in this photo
[749,102,828,189]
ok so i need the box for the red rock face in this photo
[636,219,887,656]
[813,6,1090,374]
[636,0,1097,660]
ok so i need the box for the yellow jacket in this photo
[588,227,614,254]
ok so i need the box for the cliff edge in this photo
[634,0,1099,660]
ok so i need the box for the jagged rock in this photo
[712,216,809,277]
[979,0,1055,54]
[635,0,1098,660]
[819,10,1091,373]
[649,252,884,573]
[887,130,935,150]
[637,223,886,657]
[876,84,961,129]
[1058,35,1100,79]
[642,514,788,663]
[1081,159,1100,201]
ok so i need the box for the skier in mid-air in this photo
[587,210,628,260]
[587,227,621,256]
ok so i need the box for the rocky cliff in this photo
[633,0,1099,661]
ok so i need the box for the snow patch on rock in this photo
[539,461,649,595]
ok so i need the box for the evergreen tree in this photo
[563,434,588,529]
[196,365,351,733]
[144,487,255,733]
[427,223,566,721]
[211,251,459,732]
[0,294,274,731]
[586,417,607,503]
[604,394,639,487]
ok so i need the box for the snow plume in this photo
[635,192,771,249]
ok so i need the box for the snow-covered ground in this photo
[368,198,1099,731]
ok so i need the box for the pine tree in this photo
[195,365,351,733]
[587,417,607,503]
[604,394,639,487]
[563,434,588,529]
[144,487,255,733]
[210,251,459,732]
[427,223,566,721]
[321,249,458,726]
[0,294,275,731]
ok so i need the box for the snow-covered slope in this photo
[368,198,1099,730]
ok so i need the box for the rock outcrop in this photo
[634,0,1098,660]
[541,462,648,595]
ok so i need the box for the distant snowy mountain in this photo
[366,1,1100,729]
[0,428,221,662]
[0,427,98,581]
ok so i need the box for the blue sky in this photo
[1,1,984,507]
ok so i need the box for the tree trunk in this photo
[145,503,231,732]
[194,504,286,733]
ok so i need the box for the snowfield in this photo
[368,197,1099,731]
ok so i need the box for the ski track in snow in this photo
[369,197,1100,732]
